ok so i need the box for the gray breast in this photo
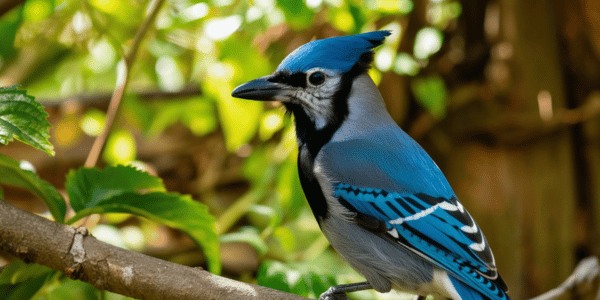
[319,214,434,293]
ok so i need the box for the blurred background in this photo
[1,0,599,299]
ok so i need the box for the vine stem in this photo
[84,0,165,168]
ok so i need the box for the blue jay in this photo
[232,31,509,300]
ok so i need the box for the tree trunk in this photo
[445,0,577,298]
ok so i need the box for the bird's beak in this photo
[231,75,283,101]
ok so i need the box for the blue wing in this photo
[318,128,508,299]
[334,183,508,300]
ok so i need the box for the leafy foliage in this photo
[258,260,336,298]
[0,86,54,155]
[66,165,221,273]
[0,260,133,300]
[0,6,21,59]
[66,165,163,211]
[220,226,268,255]
[0,260,54,300]
[0,0,467,298]
[0,260,53,285]
[0,153,66,222]
[411,75,448,119]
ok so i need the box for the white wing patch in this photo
[460,223,478,234]
[469,240,487,252]
[389,201,459,225]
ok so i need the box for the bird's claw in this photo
[318,287,349,300]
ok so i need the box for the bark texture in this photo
[0,201,305,300]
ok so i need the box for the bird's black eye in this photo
[308,72,325,86]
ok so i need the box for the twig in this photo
[529,256,600,300]
[39,86,202,107]
[0,200,305,300]
[410,87,600,145]
[84,0,165,168]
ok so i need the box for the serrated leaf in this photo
[66,165,163,212]
[0,154,66,222]
[0,86,54,155]
[65,165,220,273]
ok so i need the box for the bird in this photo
[231,30,509,300]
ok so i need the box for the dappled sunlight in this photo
[103,130,136,165]
[204,15,242,41]
[155,55,185,91]
[2,0,598,299]
[80,109,106,137]
[23,0,53,22]
[86,38,116,73]
[414,27,443,60]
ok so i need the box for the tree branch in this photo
[530,256,600,300]
[0,200,305,300]
[38,86,202,107]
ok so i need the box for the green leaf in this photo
[220,226,268,255]
[275,0,315,30]
[220,39,272,83]
[0,275,50,300]
[0,154,66,222]
[65,165,220,273]
[276,158,305,221]
[348,4,367,33]
[205,37,272,152]
[257,260,337,298]
[102,290,136,300]
[66,165,163,212]
[33,277,98,300]
[0,260,54,300]
[0,6,23,59]
[411,75,447,118]
[0,261,53,285]
[213,86,262,152]
[146,98,217,137]
[102,130,137,165]
[247,204,279,231]
[0,86,54,155]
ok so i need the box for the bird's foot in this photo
[318,282,371,300]
[318,289,348,300]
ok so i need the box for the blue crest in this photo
[276,30,391,73]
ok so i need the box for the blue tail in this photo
[448,272,510,300]
[448,276,487,300]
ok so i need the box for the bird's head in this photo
[232,31,391,134]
